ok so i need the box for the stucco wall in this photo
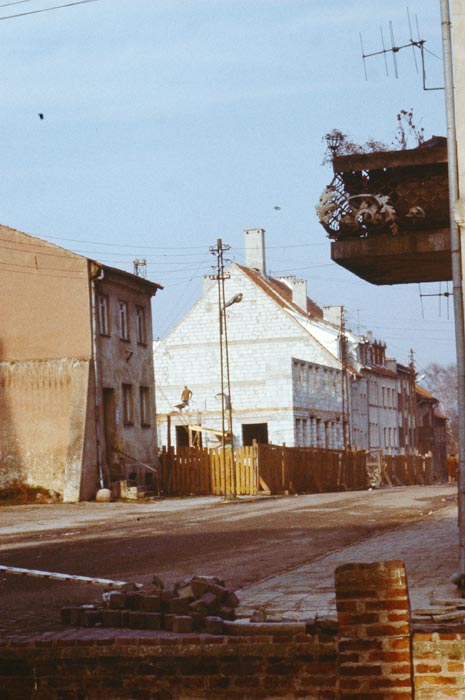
[0,359,93,499]
[95,272,158,473]
[0,225,92,361]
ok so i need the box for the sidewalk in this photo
[237,502,460,620]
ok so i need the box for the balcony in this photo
[316,138,451,284]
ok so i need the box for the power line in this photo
[0,1,33,9]
[0,0,100,21]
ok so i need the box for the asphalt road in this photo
[0,484,456,637]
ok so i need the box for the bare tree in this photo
[422,363,458,454]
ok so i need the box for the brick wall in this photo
[413,631,465,699]
[0,628,338,700]
[335,560,413,700]
[3,562,465,699]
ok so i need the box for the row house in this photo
[154,228,445,477]
[0,224,162,501]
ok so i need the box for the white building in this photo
[154,228,359,449]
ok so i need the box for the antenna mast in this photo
[360,10,443,91]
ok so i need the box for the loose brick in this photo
[143,613,162,631]
[138,595,161,612]
[205,617,224,635]
[172,615,193,633]
[168,597,191,614]
[107,591,126,610]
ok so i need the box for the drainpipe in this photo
[90,264,105,490]
[440,0,465,579]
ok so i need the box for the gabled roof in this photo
[361,364,398,379]
[416,384,434,400]
[234,263,351,370]
[236,264,323,318]
[0,223,162,294]
[98,262,163,295]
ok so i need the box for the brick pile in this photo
[60,575,238,634]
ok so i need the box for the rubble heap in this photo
[60,575,238,635]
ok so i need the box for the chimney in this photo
[280,276,308,312]
[202,274,215,295]
[323,306,343,326]
[244,228,266,276]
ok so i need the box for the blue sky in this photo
[1,0,453,371]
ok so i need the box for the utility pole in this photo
[339,306,351,450]
[442,0,465,583]
[209,239,236,497]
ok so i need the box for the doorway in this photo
[242,422,269,446]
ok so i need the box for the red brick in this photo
[416,663,442,673]
[415,675,457,686]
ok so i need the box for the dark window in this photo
[98,295,110,336]
[122,383,134,425]
[118,300,129,340]
[136,305,147,345]
[139,386,151,426]
[242,423,269,446]
[175,425,189,447]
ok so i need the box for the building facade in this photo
[154,229,348,450]
[0,224,161,501]
[155,228,443,469]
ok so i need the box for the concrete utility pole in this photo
[209,239,237,497]
[442,0,465,580]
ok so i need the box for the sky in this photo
[0,0,454,373]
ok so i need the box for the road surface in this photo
[0,484,456,636]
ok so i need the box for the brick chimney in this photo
[244,228,266,276]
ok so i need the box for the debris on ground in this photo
[60,574,238,634]
[0,482,61,505]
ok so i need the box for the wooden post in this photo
[167,415,172,494]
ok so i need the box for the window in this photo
[122,383,134,425]
[98,295,110,336]
[136,305,147,345]
[118,300,129,341]
[139,386,151,426]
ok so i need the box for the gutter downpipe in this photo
[440,0,465,578]
[91,264,105,490]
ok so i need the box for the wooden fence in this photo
[159,446,258,496]
[158,445,436,497]
[382,453,433,486]
[256,444,368,494]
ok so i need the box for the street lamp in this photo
[222,292,243,498]
[325,129,344,156]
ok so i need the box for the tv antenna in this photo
[418,282,452,320]
[360,8,443,91]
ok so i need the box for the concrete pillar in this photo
[335,560,413,700]
[310,417,317,446]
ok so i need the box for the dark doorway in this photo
[242,423,269,446]
[175,425,189,447]
[102,388,118,476]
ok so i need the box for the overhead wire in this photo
[0,0,33,8]
[0,0,100,21]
